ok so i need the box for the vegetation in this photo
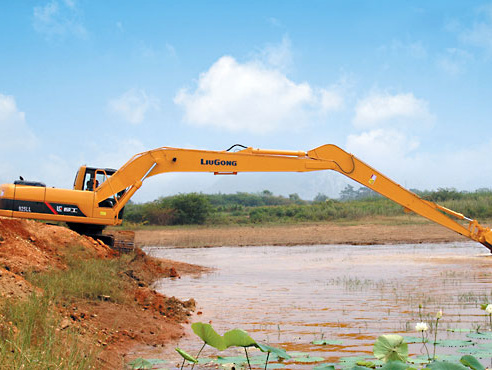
[0,293,95,369]
[0,245,136,369]
[123,187,492,227]
[131,314,492,370]
[26,255,131,304]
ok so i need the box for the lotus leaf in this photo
[373,335,408,363]
[435,339,475,347]
[356,360,376,368]
[256,343,291,359]
[223,328,257,348]
[220,354,273,365]
[288,351,310,357]
[215,356,248,365]
[175,348,198,364]
[128,358,153,369]
[292,355,325,363]
[313,365,336,370]
[466,332,492,340]
[312,339,344,345]
[191,322,227,350]
[144,359,167,365]
[339,356,372,364]
[460,355,485,370]
[457,347,492,358]
[425,361,468,370]
[380,361,413,370]
[407,357,431,365]
[434,355,463,363]
[403,336,427,343]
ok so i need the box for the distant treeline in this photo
[123,186,492,226]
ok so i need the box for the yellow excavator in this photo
[1,144,491,251]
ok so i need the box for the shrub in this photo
[171,193,211,225]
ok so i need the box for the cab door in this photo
[93,169,116,221]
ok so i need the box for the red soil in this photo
[0,217,207,369]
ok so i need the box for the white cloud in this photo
[267,17,282,28]
[33,0,87,40]
[0,94,37,149]
[380,40,428,59]
[174,56,343,133]
[353,92,433,128]
[436,48,473,75]
[346,129,419,164]
[108,89,159,124]
[34,0,85,38]
[346,130,492,193]
[459,4,492,54]
[0,94,39,184]
[258,36,293,71]
[90,138,147,169]
[165,43,177,58]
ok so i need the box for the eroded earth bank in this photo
[0,217,207,369]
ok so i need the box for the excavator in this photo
[0,144,491,252]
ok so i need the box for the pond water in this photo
[146,242,492,369]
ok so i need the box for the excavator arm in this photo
[94,144,492,251]
[1,143,491,251]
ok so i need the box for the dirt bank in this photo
[0,217,208,369]
[135,216,469,248]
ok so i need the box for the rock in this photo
[60,318,71,330]
[169,267,180,278]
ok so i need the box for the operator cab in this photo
[81,167,116,192]
[73,166,121,208]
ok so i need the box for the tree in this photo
[340,184,357,200]
[171,193,211,225]
[288,193,304,204]
[313,193,329,203]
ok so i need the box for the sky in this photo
[1,1,492,202]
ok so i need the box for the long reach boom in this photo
[1,144,491,251]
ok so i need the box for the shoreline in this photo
[133,216,470,249]
[0,217,207,369]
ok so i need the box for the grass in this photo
[26,254,132,304]
[0,293,96,369]
[0,245,136,369]
[123,188,492,228]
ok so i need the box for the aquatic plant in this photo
[373,334,408,363]
[433,310,443,360]
[481,304,492,329]
[415,322,431,360]
[175,347,198,370]
[177,322,290,369]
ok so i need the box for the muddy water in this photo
[147,242,492,368]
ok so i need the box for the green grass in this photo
[0,293,96,369]
[26,254,132,304]
[122,188,492,227]
[0,247,137,369]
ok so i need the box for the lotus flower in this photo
[415,322,429,332]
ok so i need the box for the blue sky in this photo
[1,1,492,201]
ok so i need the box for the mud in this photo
[135,218,467,248]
